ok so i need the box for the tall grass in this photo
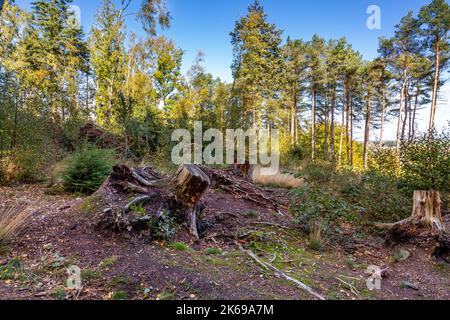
[252,165,305,189]
[0,204,32,244]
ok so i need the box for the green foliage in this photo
[368,146,401,177]
[147,210,177,241]
[171,242,189,251]
[0,258,23,280]
[50,287,66,300]
[98,256,117,270]
[62,144,116,195]
[204,248,223,256]
[400,131,450,191]
[340,172,411,223]
[290,163,411,233]
[111,291,129,300]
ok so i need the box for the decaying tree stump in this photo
[96,164,210,240]
[170,165,210,238]
[376,190,449,261]
[376,191,446,234]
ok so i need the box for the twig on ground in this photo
[237,243,326,300]
[335,277,361,298]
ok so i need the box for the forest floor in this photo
[0,183,449,300]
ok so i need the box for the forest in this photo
[0,0,449,301]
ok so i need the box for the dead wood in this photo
[200,166,287,212]
[375,191,449,261]
[96,164,210,240]
[238,244,326,300]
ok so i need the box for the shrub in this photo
[400,130,450,192]
[290,169,411,230]
[342,172,411,223]
[0,204,32,245]
[368,146,401,177]
[147,210,177,241]
[204,248,223,255]
[171,242,189,251]
[62,144,116,195]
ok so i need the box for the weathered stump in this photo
[170,165,211,239]
[376,190,449,261]
[376,191,446,234]
[96,164,210,240]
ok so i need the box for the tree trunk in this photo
[338,100,345,167]
[330,90,336,163]
[345,86,351,165]
[363,93,371,170]
[401,90,409,142]
[411,91,418,141]
[350,96,354,166]
[290,93,297,145]
[376,190,446,235]
[429,46,440,134]
[379,89,386,147]
[97,164,210,240]
[311,88,316,162]
[324,94,329,161]
[396,75,407,151]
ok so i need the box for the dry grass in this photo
[308,222,323,252]
[0,203,32,244]
[251,165,305,189]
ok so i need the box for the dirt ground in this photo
[0,184,449,300]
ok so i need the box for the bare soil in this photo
[0,183,448,300]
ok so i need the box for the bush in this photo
[290,169,412,232]
[147,210,177,241]
[368,146,401,177]
[400,130,450,192]
[341,172,411,223]
[62,145,116,195]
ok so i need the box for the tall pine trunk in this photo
[324,93,329,161]
[429,46,440,135]
[363,93,371,169]
[311,88,316,161]
[411,90,419,141]
[338,102,345,167]
[379,89,386,147]
[345,85,351,165]
[330,90,336,163]
[350,96,354,166]
[396,75,407,151]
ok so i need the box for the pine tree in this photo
[230,0,282,129]
[282,38,307,146]
[89,0,126,128]
[418,0,450,134]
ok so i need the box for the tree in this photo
[138,0,171,36]
[361,59,385,169]
[282,38,307,146]
[381,12,421,150]
[341,44,362,166]
[150,36,183,112]
[418,0,450,134]
[89,0,126,128]
[305,35,326,161]
[325,38,347,163]
[25,0,88,123]
[230,0,282,129]
[377,129,450,237]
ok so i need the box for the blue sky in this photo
[15,0,449,139]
